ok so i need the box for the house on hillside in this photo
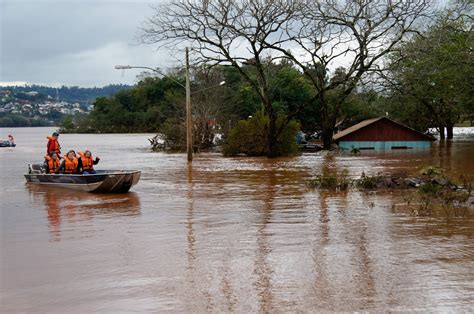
[333,117,436,150]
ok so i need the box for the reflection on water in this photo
[186,164,196,271]
[255,168,276,313]
[1,128,473,312]
[27,185,141,241]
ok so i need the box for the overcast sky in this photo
[0,0,175,87]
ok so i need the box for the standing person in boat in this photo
[59,150,79,174]
[46,132,61,157]
[7,134,14,146]
[43,152,61,174]
[77,150,100,174]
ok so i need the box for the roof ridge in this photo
[333,117,384,141]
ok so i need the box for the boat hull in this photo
[24,168,141,193]
[0,141,16,147]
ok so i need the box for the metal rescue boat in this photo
[24,164,140,193]
[0,141,16,147]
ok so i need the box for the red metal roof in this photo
[333,117,436,142]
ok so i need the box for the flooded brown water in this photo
[1,127,473,312]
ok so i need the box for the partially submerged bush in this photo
[418,182,442,195]
[355,172,382,190]
[223,112,299,157]
[308,165,473,218]
[388,170,472,218]
[415,178,472,218]
[309,171,385,191]
[152,114,218,152]
[308,169,350,191]
[419,165,442,178]
[58,116,75,133]
[157,117,186,151]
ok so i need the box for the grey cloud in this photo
[1,0,172,87]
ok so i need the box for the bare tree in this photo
[262,0,435,148]
[141,0,434,152]
[141,0,302,157]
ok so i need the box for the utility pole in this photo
[185,47,192,162]
[115,57,224,163]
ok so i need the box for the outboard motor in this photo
[28,164,45,174]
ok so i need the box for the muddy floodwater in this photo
[1,127,473,312]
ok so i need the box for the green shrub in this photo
[59,116,75,133]
[419,166,443,179]
[355,172,381,190]
[223,111,299,157]
[308,169,351,191]
[159,117,186,151]
[418,182,441,195]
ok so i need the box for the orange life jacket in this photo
[78,151,94,171]
[45,155,60,174]
[63,156,78,174]
[46,136,61,155]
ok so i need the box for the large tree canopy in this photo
[141,0,435,152]
[264,0,435,148]
[386,8,473,138]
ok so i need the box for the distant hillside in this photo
[0,84,132,127]
[0,84,132,105]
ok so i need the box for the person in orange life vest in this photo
[59,150,79,174]
[46,132,61,157]
[43,152,61,174]
[77,150,100,174]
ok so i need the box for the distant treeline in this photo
[0,113,51,127]
[0,84,131,105]
[60,65,385,135]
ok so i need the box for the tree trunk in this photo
[319,96,334,150]
[267,112,278,158]
[439,126,445,139]
[322,127,333,150]
[446,125,454,140]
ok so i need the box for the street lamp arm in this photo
[115,59,225,164]
[191,81,226,95]
[114,65,185,89]
[114,65,156,72]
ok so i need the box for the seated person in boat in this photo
[43,152,61,174]
[77,150,100,174]
[46,132,61,157]
[59,150,79,174]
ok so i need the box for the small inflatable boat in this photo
[24,164,140,193]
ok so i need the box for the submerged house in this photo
[333,117,436,150]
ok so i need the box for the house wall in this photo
[340,119,432,142]
[339,140,432,150]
